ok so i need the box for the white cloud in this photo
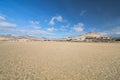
[47,27,57,32]
[32,25,40,29]
[111,26,120,34]
[29,20,41,29]
[72,23,84,32]
[0,28,54,35]
[80,10,87,16]
[100,26,120,35]
[49,16,63,26]
[49,20,54,25]
[98,32,108,35]
[0,16,6,20]
[31,30,52,35]
[61,24,69,29]
[60,24,70,31]
[0,15,54,36]
[0,21,17,27]
[0,15,16,28]
[56,16,63,22]
[30,21,39,25]
[44,20,48,22]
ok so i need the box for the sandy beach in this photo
[0,42,120,80]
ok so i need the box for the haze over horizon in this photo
[0,0,120,38]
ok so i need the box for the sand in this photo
[0,41,120,80]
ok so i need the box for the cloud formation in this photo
[30,21,39,25]
[60,24,70,31]
[0,28,55,36]
[0,15,16,27]
[72,23,84,32]
[111,26,120,34]
[30,30,52,35]
[106,26,120,35]
[99,26,120,36]
[0,21,17,27]
[49,16,63,26]
[47,27,57,32]
[80,10,87,16]
[0,16,6,20]
[29,20,40,29]
[0,16,56,36]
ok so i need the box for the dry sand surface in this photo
[0,41,120,80]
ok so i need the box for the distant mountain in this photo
[0,35,47,42]
[0,34,16,41]
[0,32,119,42]
[65,32,112,42]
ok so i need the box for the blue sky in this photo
[0,0,120,38]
